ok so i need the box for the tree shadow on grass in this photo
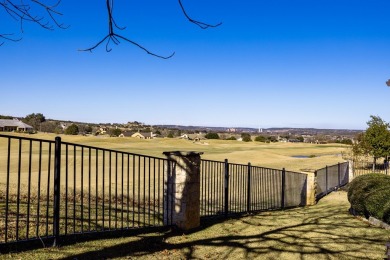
[56,192,390,260]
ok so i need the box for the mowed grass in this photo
[2,190,390,260]
[1,134,384,259]
[0,132,349,172]
[0,132,349,246]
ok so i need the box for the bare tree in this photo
[1,0,221,58]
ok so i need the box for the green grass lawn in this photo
[2,190,389,259]
[0,132,349,173]
[1,133,363,259]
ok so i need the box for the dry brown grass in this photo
[0,132,349,248]
[0,132,349,172]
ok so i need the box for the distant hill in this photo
[2,113,362,138]
[155,124,362,136]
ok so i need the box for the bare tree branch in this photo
[1,0,221,58]
[79,0,175,59]
[178,0,222,29]
[0,33,20,46]
[0,0,67,44]
[31,0,69,29]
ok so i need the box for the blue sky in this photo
[1,0,390,130]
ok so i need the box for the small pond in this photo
[291,155,312,158]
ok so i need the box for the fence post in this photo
[163,151,202,230]
[281,168,286,209]
[348,160,354,182]
[224,159,229,217]
[307,171,317,205]
[247,163,251,213]
[325,165,328,195]
[338,163,341,188]
[53,136,61,247]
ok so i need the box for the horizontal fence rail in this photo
[315,162,349,200]
[0,134,166,247]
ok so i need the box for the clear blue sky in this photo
[1,0,390,130]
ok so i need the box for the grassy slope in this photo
[2,191,389,259]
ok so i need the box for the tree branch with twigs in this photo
[178,0,222,29]
[78,0,175,59]
[1,0,222,58]
[0,0,67,45]
[80,0,222,58]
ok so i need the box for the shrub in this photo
[64,124,79,135]
[382,200,390,224]
[109,128,122,137]
[365,187,390,220]
[241,133,252,142]
[226,136,236,140]
[205,133,219,139]
[255,136,266,142]
[242,136,252,142]
[348,173,390,221]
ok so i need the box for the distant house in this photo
[119,131,134,138]
[99,126,108,135]
[179,134,189,139]
[0,119,33,132]
[277,136,288,143]
[179,133,205,141]
[131,132,154,139]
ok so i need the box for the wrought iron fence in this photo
[315,162,349,200]
[199,159,308,217]
[0,133,347,251]
[353,158,389,177]
[0,134,166,248]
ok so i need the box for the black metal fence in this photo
[199,159,308,217]
[352,158,389,177]
[315,162,349,200]
[0,134,346,250]
[0,134,166,248]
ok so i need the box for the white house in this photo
[131,132,154,139]
[0,119,34,132]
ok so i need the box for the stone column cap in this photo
[163,151,204,157]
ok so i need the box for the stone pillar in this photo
[306,172,317,206]
[348,160,354,182]
[163,151,202,231]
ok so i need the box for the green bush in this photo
[255,136,266,142]
[241,133,252,142]
[64,124,79,135]
[348,173,390,221]
[205,133,219,139]
[109,128,122,137]
[382,200,390,224]
[365,187,390,220]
